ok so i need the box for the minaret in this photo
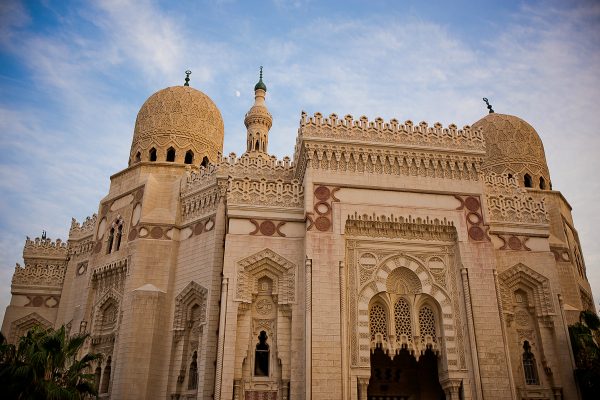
[244,67,273,158]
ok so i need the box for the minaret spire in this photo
[244,67,272,158]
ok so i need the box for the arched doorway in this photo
[368,346,445,400]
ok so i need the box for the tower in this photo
[244,67,273,159]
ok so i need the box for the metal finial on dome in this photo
[254,66,267,92]
[184,70,192,86]
[483,98,494,114]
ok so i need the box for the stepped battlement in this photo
[298,112,484,151]
[69,214,98,238]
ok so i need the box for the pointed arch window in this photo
[184,150,194,164]
[255,140,260,151]
[418,305,437,346]
[369,303,388,343]
[149,148,157,162]
[188,351,198,390]
[100,356,111,393]
[524,173,532,188]
[135,151,141,163]
[201,156,209,168]
[394,298,413,345]
[254,331,270,376]
[115,224,123,251]
[106,227,114,255]
[522,341,539,385]
[94,366,102,392]
[539,177,546,190]
[166,147,176,162]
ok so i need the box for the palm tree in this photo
[0,325,100,399]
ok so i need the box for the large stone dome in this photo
[472,113,550,189]
[130,86,224,165]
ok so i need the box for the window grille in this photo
[369,303,388,341]
[394,298,413,343]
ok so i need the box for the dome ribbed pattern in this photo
[130,86,224,163]
[472,113,550,184]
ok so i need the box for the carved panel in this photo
[236,249,296,304]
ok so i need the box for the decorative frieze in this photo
[484,172,549,224]
[298,112,485,151]
[345,213,457,242]
[228,177,303,209]
[296,142,481,181]
[12,262,66,288]
[180,184,220,223]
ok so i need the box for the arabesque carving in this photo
[9,312,53,343]
[173,281,208,331]
[499,263,555,317]
[236,249,296,304]
[228,177,303,208]
[12,263,66,288]
[484,172,549,224]
[295,142,481,181]
[345,213,457,241]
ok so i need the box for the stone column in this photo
[214,277,229,400]
[357,377,369,400]
[339,260,349,400]
[441,378,462,400]
[460,268,483,400]
[305,257,312,400]
[493,270,517,399]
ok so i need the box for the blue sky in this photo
[1,0,599,321]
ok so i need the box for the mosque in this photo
[1,69,594,400]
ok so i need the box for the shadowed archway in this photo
[368,346,445,400]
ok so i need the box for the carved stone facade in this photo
[1,76,593,400]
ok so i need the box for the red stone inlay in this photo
[194,222,204,235]
[508,236,522,250]
[315,216,331,231]
[150,226,163,239]
[468,226,485,241]
[260,221,276,236]
[466,212,482,225]
[32,296,44,307]
[465,196,480,212]
[315,201,331,215]
[128,229,138,241]
[314,185,331,201]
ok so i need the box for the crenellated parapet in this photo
[69,214,97,239]
[227,176,303,209]
[298,112,485,151]
[484,172,549,225]
[23,236,69,263]
[181,152,301,222]
[183,152,296,194]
